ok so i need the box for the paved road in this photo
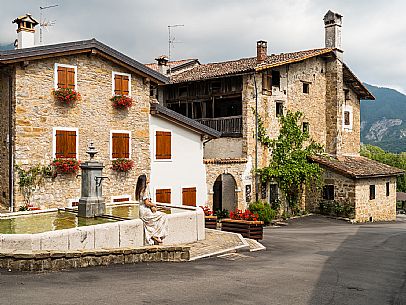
[1,215,406,305]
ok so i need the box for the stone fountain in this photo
[78,142,108,218]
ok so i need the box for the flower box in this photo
[111,95,133,109]
[111,158,134,172]
[53,88,81,105]
[205,216,218,229]
[221,219,264,240]
[51,159,80,175]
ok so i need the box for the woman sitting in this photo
[135,174,168,245]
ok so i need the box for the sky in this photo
[1,0,405,94]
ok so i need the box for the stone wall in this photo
[355,176,397,222]
[204,137,243,159]
[341,86,361,155]
[0,67,14,210]
[12,54,152,209]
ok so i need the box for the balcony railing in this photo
[196,115,242,136]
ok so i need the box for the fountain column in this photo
[78,143,107,218]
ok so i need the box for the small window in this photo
[269,184,278,203]
[303,122,309,134]
[178,86,188,97]
[182,187,196,206]
[261,182,267,199]
[369,185,376,200]
[112,197,131,203]
[276,102,284,117]
[344,111,350,126]
[156,131,171,160]
[262,71,272,93]
[156,189,171,204]
[111,131,131,159]
[386,182,390,197]
[113,72,131,96]
[54,128,78,159]
[342,105,353,130]
[55,64,76,90]
[323,185,334,200]
[344,89,350,100]
[271,70,280,88]
[303,83,310,94]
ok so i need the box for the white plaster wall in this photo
[149,115,207,206]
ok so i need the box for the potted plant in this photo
[111,158,134,172]
[51,159,80,175]
[53,88,81,105]
[110,95,134,109]
[221,209,264,240]
[200,206,217,229]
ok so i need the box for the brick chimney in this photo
[155,55,169,75]
[256,40,267,63]
[12,14,39,49]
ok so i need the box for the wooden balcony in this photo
[196,115,242,136]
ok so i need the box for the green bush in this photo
[214,209,229,219]
[248,201,277,225]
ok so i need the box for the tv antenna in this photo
[168,24,184,79]
[40,4,59,44]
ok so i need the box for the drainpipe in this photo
[253,72,259,202]
[8,75,14,212]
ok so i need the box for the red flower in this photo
[199,206,213,216]
[110,95,134,109]
[230,209,259,221]
[51,158,80,175]
[111,158,134,172]
[53,88,81,105]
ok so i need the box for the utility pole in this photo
[39,4,58,44]
[168,24,184,81]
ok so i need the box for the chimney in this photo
[12,14,39,49]
[256,40,267,63]
[155,55,169,75]
[324,10,343,53]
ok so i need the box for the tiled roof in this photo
[0,39,169,84]
[172,48,333,83]
[204,158,248,164]
[145,59,199,73]
[150,103,221,138]
[310,154,404,179]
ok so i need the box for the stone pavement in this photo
[186,228,266,260]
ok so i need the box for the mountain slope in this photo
[361,84,406,153]
[0,43,14,51]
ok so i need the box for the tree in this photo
[257,111,323,212]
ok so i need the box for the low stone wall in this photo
[0,246,190,272]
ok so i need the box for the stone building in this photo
[154,10,403,221]
[0,14,219,211]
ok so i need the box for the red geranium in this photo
[110,95,133,109]
[229,209,259,221]
[200,206,213,216]
[53,88,81,105]
[111,158,134,172]
[51,158,80,175]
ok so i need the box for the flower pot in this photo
[205,216,217,229]
[221,219,264,240]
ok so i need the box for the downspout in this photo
[8,75,14,212]
[253,72,259,202]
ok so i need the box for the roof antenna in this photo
[168,24,184,81]
[39,3,59,44]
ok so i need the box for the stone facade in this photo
[3,53,153,209]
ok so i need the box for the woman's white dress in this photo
[139,188,168,245]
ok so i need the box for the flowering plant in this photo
[53,88,81,105]
[229,209,259,221]
[111,158,134,172]
[51,159,80,175]
[110,95,133,109]
[200,206,213,216]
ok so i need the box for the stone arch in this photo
[212,173,238,212]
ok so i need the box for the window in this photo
[156,189,171,204]
[155,131,171,160]
[112,196,131,203]
[323,185,334,200]
[303,122,309,134]
[262,71,272,93]
[386,182,390,197]
[276,102,284,117]
[269,184,279,203]
[303,83,310,94]
[272,70,280,88]
[54,64,77,90]
[110,131,131,159]
[342,105,353,131]
[344,89,350,100]
[182,187,196,206]
[370,185,376,200]
[261,182,267,200]
[112,72,131,96]
[53,128,78,159]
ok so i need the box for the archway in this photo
[213,174,237,212]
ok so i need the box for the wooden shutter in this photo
[113,197,130,203]
[156,131,171,159]
[112,132,130,159]
[57,66,67,89]
[67,67,75,89]
[55,130,76,159]
[182,187,196,206]
[114,74,122,95]
[156,189,171,204]
[122,75,129,95]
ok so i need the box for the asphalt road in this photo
[1,215,406,305]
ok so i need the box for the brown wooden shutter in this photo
[156,189,171,204]
[156,131,171,159]
[113,197,130,203]
[112,132,130,159]
[122,75,129,96]
[114,74,123,95]
[57,66,67,89]
[67,67,75,89]
[55,130,76,159]
[182,187,196,206]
